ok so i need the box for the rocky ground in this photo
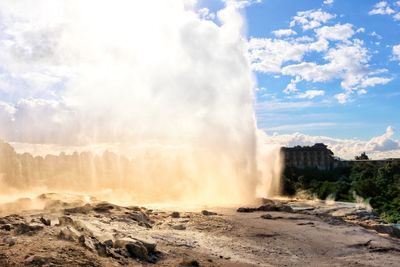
[0,193,400,266]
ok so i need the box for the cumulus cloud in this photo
[369,1,395,15]
[315,23,354,42]
[260,126,400,159]
[290,9,336,30]
[247,37,328,73]
[272,29,297,37]
[279,39,391,102]
[368,1,400,21]
[248,8,391,103]
[323,0,334,5]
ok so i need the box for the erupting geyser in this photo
[0,0,282,206]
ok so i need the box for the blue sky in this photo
[241,0,400,140]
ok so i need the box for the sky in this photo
[242,0,400,159]
[0,0,399,159]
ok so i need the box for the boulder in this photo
[15,223,43,235]
[79,235,97,252]
[133,237,157,252]
[126,242,149,261]
[58,226,80,241]
[114,238,149,261]
[24,255,47,266]
[57,216,74,226]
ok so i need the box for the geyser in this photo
[0,0,282,206]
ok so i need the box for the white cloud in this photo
[368,1,395,15]
[365,126,400,152]
[394,12,400,20]
[290,9,336,30]
[393,44,400,62]
[335,92,350,104]
[280,39,392,102]
[247,37,329,73]
[396,1,400,7]
[260,126,400,159]
[356,27,365,33]
[197,8,215,20]
[296,90,325,99]
[227,0,262,8]
[248,8,391,104]
[283,78,299,94]
[272,29,297,37]
[323,0,334,5]
[315,23,354,42]
[248,38,310,73]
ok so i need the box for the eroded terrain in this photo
[1,194,400,266]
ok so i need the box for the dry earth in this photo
[0,194,400,267]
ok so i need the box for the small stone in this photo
[179,259,200,266]
[171,211,180,218]
[261,214,273,220]
[39,217,51,226]
[0,224,12,231]
[103,239,114,247]
[171,224,186,230]
[201,210,217,216]
[2,236,16,246]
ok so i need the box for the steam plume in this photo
[0,0,281,205]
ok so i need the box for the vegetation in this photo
[282,162,400,223]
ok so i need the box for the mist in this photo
[0,0,282,206]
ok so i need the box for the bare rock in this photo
[2,236,16,246]
[133,237,157,253]
[39,217,51,226]
[15,223,43,235]
[24,255,47,266]
[171,211,180,218]
[57,216,74,226]
[64,204,92,214]
[58,226,80,241]
[201,210,217,216]
[93,202,116,213]
[171,224,186,230]
[261,214,273,220]
[114,238,149,261]
[79,235,97,252]
[0,224,12,231]
[180,259,200,266]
